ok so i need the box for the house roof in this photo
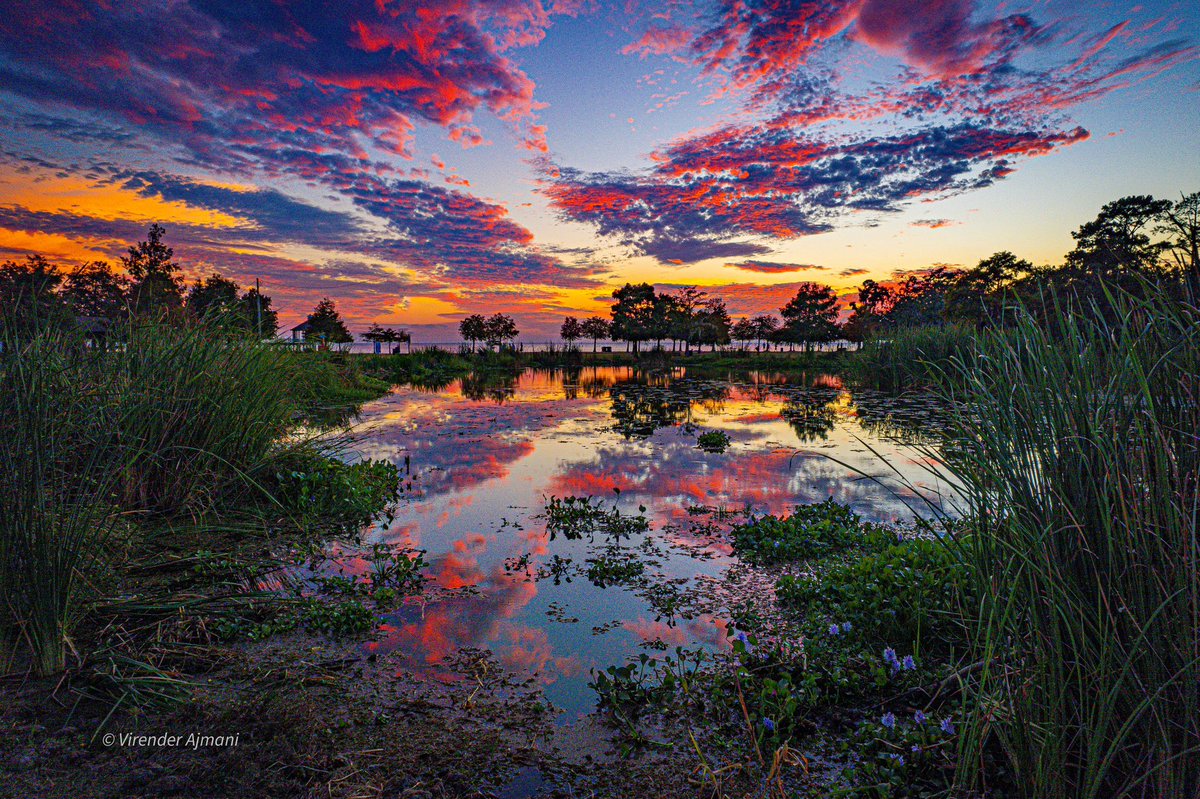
[291,320,313,332]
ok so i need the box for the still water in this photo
[342,367,955,718]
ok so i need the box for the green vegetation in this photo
[940,283,1199,798]
[696,429,731,452]
[731,498,876,563]
[0,316,404,692]
[849,323,979,390]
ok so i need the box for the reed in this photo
[0,320,352,674]
[0,328,124,675]
[853,323,979,390]
[941,284,1199,797]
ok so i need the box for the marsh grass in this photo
[0,329,126,675]
[853,323,979,390]
[1,319,394,679]
[936,284,1200,797]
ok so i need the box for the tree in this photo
[1066,195,1172,278]
[779,282,839,350]
[1158,191,1200,286]
[483,313,518,349]
[0,255,71,337]
[610,283,657,354]
[693,297,731,350]
[731,317,755,350]
[750,314,779,350]
[884,267,960,329]
[580,316,611,353]
[303,297,352,344]
[62,261,128,319]
[362,324,411,353]
[945,252,1033,328]
[459,314,487,352]
[122,224,185,316]
[560,316,583,350]
[240,286,278,338]
[666,286,708,351]
[187,273,241,321]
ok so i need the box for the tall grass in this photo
[942,285,1199,797]
[113,323,302,515]
[853,323,979,390]
[0,321,340,675]
[0,330,124,675]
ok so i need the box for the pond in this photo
[340,366,957,719]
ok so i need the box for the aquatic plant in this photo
[938,283,1200,797]
[696,429,731,452]
[851,323,979,390]
[731,498,875,563]
[775,537,971,650]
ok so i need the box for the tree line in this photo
[550,191,1199,354]
[0,224,278,340]
[5,190,1195,351]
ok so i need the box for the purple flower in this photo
[840,621,852,633]
[883,648,901,675]
[886,753,906,765]
[881,712,896,729]
[734,631,752,652]
[828,623,840,636]
[762,717,776,731]
[902,655,916,671]
[911,745,921,753]
[940,717,956,735]
[913,710,927,724]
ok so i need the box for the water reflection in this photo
[346,367,955,718]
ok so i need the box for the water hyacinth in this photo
[883,647,901,675]
[902,655,916,671]
[914,710,927,724]
[829,623,840,636]
[940,717,955,735]
[840,621,852,633]
[762,717,776,732]
[881,712,896,729]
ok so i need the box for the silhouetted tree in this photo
[123,224,185,317]
[362,324,411,353]
[240,286,278,337]
[610,283,658,354]
[560,316,583,349]
[693,297,732,350]
[1158,191,1200,287]
[945,252,1034,328]
[303,297,352,344]
[62,261,128,320]
[779,282,839,350]
[483,313,518,349]
[0,255,71,337]
[731,317,755,350]
[580,316,611,353]
[459,314,486,352]
[750,314,779,350]
[187,273,241,321]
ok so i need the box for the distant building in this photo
[290,320,312,342]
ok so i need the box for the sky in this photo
[0,0,1196,338]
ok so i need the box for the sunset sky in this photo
[0,0,1197,337]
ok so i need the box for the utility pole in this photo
[255,277,262,339]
